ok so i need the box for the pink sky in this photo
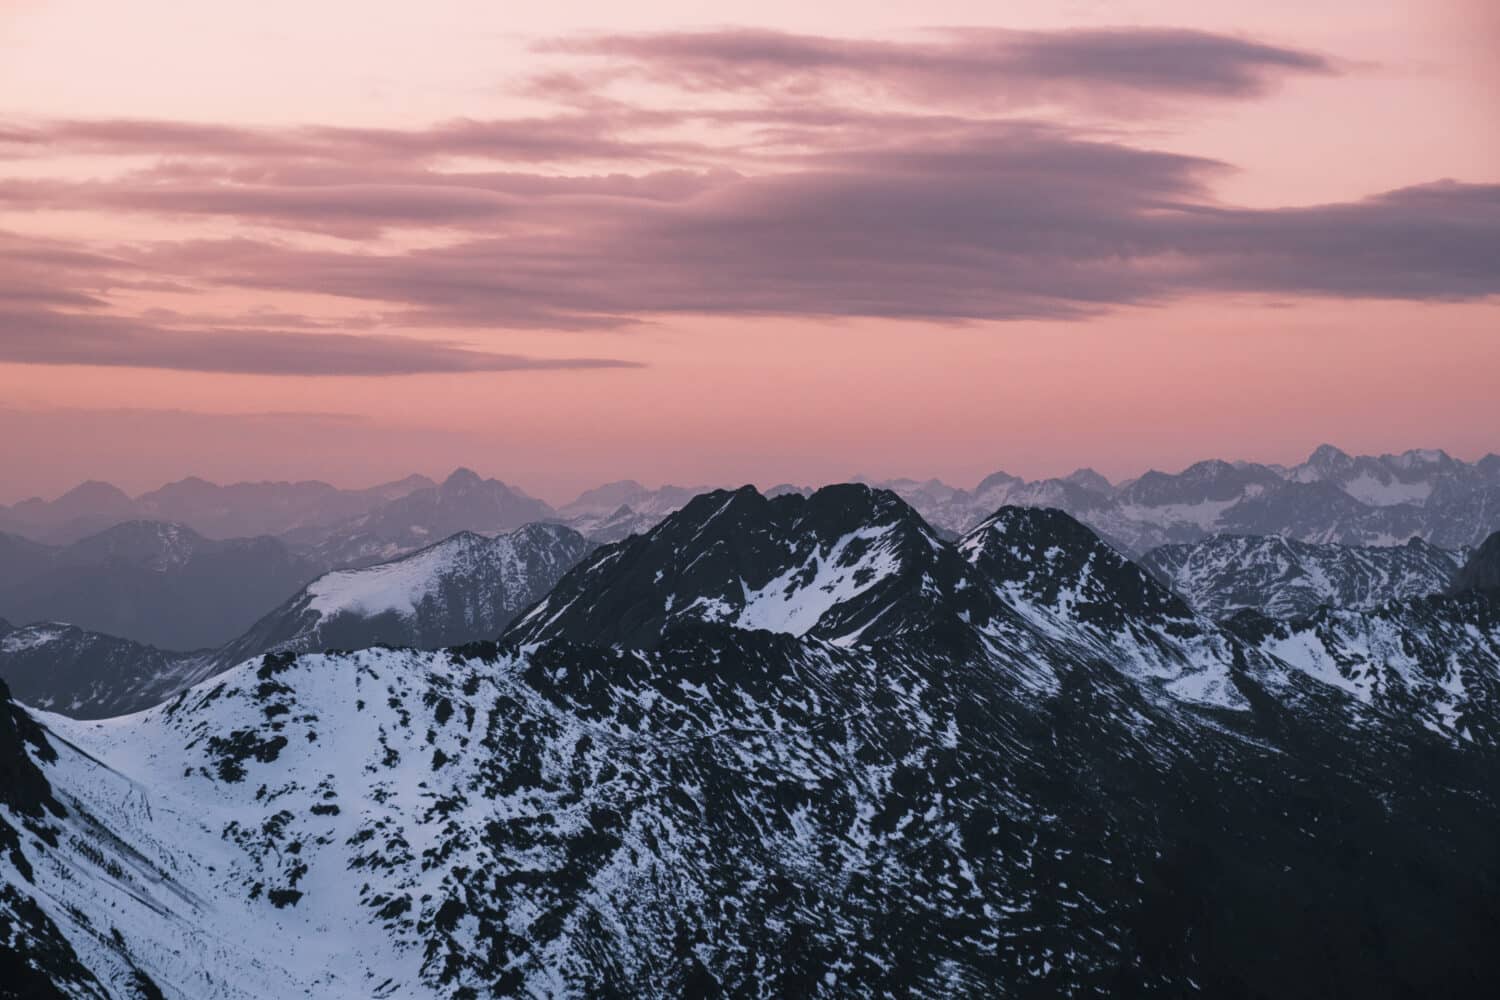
[1,0,1496,504]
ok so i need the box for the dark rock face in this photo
[0,679,157,999]
[0,680,59,822]
[1451,531,1500,597]
[0,680,89,999]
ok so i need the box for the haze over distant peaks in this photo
[0,520,319,649]
[0,472,436,544]
[3,444,1499,569]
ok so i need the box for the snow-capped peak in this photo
[507,484,1002,649]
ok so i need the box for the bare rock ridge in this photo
[1450,530,1500,597]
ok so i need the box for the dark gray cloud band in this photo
[0,307,640,376]
[540,27,1335,106]
[118,137,1500,327]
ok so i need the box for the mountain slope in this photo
[958,506,1251,709]
[220,523,593,664]
[0,623,215,720]
[1225,589,1500,748]
[0,679,110,999]
[1141,534,1465,619]
[2,535,1498,995]
[0,532,54,593]
[877,446,1500,554]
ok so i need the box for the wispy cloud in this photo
[0,307,641,375]
[78,137,1499,327]
[538,27,1335,108]
[0,113,668,164]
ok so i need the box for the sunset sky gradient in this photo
[2,0,1497,503]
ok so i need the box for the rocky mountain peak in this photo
[441,467,484,491]
[6,479,1500,997]
[1063,467,1113,495]
[961,506,1195,629]
[1391,447,1453,471]
[62,519,203,570]
[975,469,1024,494]
[561,480,650,513]
[505,483,1000,650]
[52,479,133,510]
[1450,531,1500,597]
[1307,442,1353,471]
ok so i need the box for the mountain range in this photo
[871,445,1500,554]
[0,523,591,719]
[551,480,714,542]
[1224,533,1500,746]
[3,484,1500,996]
[282,469,556,570]
[1140,534,1468,620]
[3,447,1497,718]
[0,474,435,545]
[217,523,593,666]
[6,445,1498,564]
[0,621,218,722]
[0,472,569,653]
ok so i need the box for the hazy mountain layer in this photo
[0,521,320,649]
[0,524,591,720]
